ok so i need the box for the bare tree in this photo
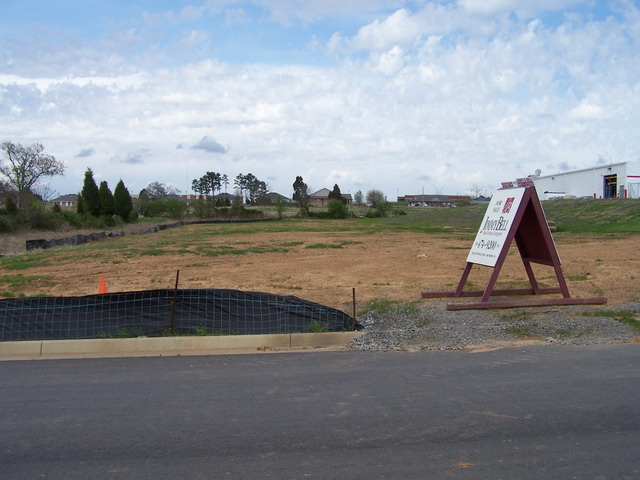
[469,183,484,199]
[0,141,64,193]
[32,183,58,202]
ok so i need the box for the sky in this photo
[1,0,639,200]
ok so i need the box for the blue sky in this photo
[1,0,639,199]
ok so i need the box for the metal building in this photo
[530,162,640,200]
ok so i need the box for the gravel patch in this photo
[350,302,640,351]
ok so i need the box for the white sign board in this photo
[467,187,526,267]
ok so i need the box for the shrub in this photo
[0,215,13,233]
[192,198,217,218]
[326,199,348,219]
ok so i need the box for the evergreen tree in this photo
[76,194,85,215]
[98,181,115,216]
[292,176,309,216]
[114,179,133,220]
[81,168,100,216]
[328,184,346,204]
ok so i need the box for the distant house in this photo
[309,188,352,206]
[50,194,78,210]
[401,194,470,207]
[263,192,293,204]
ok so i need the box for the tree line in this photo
[191,171,268,205]
[1,140,396,233]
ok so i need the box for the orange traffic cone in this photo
[98,275,108,294]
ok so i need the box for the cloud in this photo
[2,1,640,200]
[75,148,94,158]
[112,150,151,165]
[191,136,227,154]
[458,0,587,17]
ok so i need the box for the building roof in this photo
[51,194,78,203]
[310,188,331,198]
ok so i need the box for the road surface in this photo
[2,344,639,479]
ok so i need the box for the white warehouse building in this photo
[531,162,640,200]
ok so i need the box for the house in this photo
[309,188,352,206]
[50,194,78,210]
[263,192,293,204]
[528,162,640,200]
[401,194,469,207]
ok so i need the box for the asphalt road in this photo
[1,345,639,479]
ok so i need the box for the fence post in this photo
[170,270,180,331]
[352,287,357,331]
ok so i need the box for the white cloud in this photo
[192,136,227,154]
[1,1,640,199]
[458,0,588,17]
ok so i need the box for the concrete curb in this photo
[0,332,364,360]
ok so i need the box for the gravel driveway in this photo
[350,302,640,351]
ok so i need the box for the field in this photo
[1,199,639,315]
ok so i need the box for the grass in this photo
[359,299,421,316]
[193,324,231,336]
[98,327,145,338]
[305,243,343,249]
[0,253,52,270]
[0,274,52,289]
[505,325,535,337]
[566,274,589,281]
[305,320,329,333]
[502,311,536,338]
[541,198,640,233]
[581,310,640,332]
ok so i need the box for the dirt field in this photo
[4,225,638,313]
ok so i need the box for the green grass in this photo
[305,320,329,333]
[193,323,234,336]
[359,299,421,316]
[98,327,145,338]
[581,310,640,332]
[505,325,535,337]
[502,311,536,338]
[541,198,640,233]
[566,274,589,281]
[0,274,52,289]
[0,253,53,270]
[305,243,343,249]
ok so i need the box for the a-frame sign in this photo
[422,183,607,310]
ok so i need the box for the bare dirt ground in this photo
[5,226,638,314]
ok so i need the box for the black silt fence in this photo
[0,289,357,342]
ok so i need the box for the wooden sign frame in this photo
[422,185,607,310]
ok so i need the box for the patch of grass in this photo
[305,320,329,333]
[542,198,640,233]
[554,327,594,338]
[416,317,433,328]
[161,327,181,337]
[581,310,640,332]
[0,254,52,270]
[193,324,230,336]
[506,325,535,337]
[502,311,537,338]
[359,299,420,316]
[279,241,305,247]
[139,249,169,256]
[305,243,343,249]
[98,328,145,338]
[194,245,289,256]
[0,274,52,289]
[567,274,588,281]
[0,290,17,298]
